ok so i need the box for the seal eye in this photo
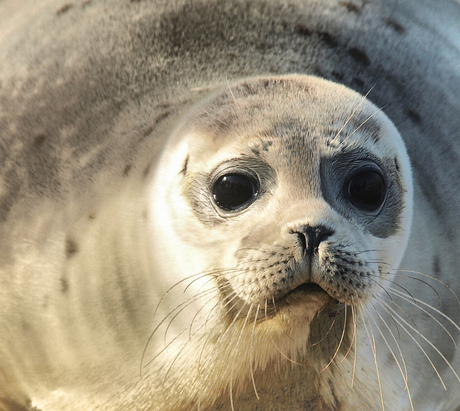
[346,169,386,211]
[212,173,258,211]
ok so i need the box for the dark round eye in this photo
[212,173,258,211]
[345,169,386,211]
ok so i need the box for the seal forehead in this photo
[181,77,405,190]
[186,76,392,151]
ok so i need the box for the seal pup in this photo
[0,0,459,410]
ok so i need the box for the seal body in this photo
[0,0,459,410]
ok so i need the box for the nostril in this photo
[296,232,307,251]
[293,225,334,253]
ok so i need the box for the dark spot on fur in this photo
[180,155,189,176]
[312,65,325,77]
[384,18,406,34]
[386,352,396,366]
[328,310,339,318]
[317,31,338,47]
[348,47,371,66]
[294,23,313,37]
[56,3,74,15]
[33,134,46,147]
[123,164,132,177]
[352,77,365,88]
[262,141,273,151]
[394,157,400,172]
[243,82,257,95]
[339,1,362,14]
[81,0,93,7]
[61,278,69,293]
[65,238,79,258]
[0,399,36,411]
[141,125,154,139]
[331,71,344,81]
[433,255,441,277]
[251,148,260,156]
[155,110,171,125]
[88,213,96,220]
[157,101,171,109]
[304,396,336,410]
[256,41,268,51]
[143,163,152,178]
[406,108,422,125]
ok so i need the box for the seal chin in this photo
[261,282,334,321]
[283,282,330,303]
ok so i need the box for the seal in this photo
[0,0,459,410]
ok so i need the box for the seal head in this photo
[146,75,413,408]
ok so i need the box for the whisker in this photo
[264,298,304,365]
[320,304,348,373]
[365,301,411,391]
[331,85,376,145]
[387,288,460,348]
[163,287,220,344]
[183,267,244,293]
[141,283,222,377]
[372,282,420,333]
[226,77,241,108]
[361,309,385,410]
[230,304,253,411]
[367,275,393,302]
[151,271,216,322]
[351,301,358,388]
[311,316,338,346]
[200,107,232,129]
[340,105,388,147]
[395,269,460,306]
[249,304,261,400]
[374,272,417,305]
[143,321,191,372]
[198,290,247,374]
[341,304,357,363]
[164,290,244,381]
[378,298,460,389]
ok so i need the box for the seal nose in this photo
[292,225,334,254]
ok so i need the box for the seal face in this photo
[152,75,412,312]
[161,77,412,317]
[143,75,414,408]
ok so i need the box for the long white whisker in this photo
[320,303,348,373]
[340,105,387,147]
[361,309,385,410]
[387,288,459,348]
[379,298,460,389]
[230,304,253,411]
[395,269,460,306]
[351,303,358,388]
[364,301,415,411]
[331,85,376,144]
[249,304,261,400]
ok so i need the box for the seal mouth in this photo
[286,282,326,296]
[275,281,332,309]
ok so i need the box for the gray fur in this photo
[1,0,460,410]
